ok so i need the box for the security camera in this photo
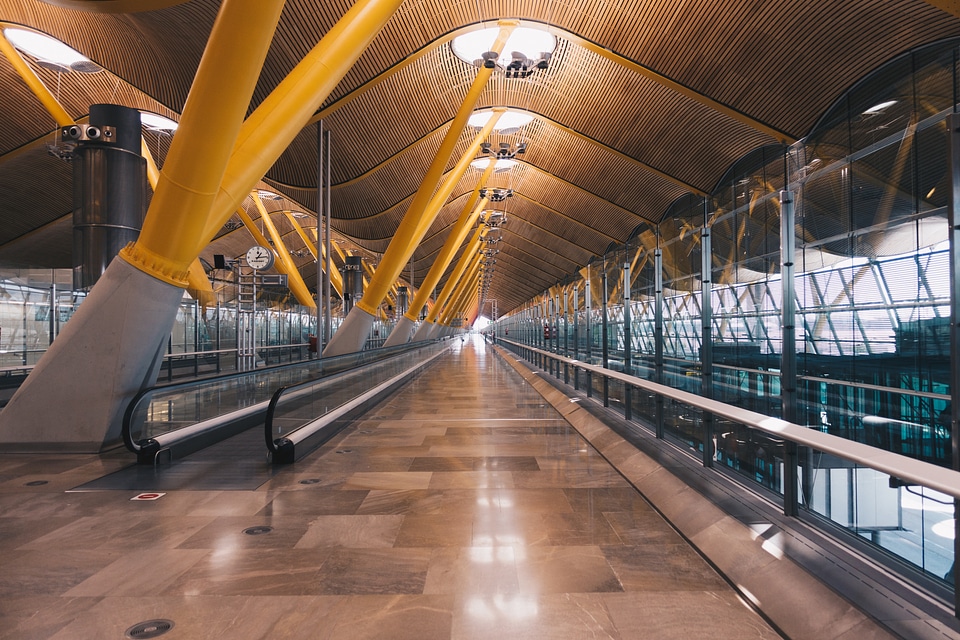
[62,125,83,140]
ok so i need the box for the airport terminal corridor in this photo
[0,336,777,639]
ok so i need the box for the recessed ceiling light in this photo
[140,112,179,132]
[4,28,92,70]
[452,26,556,69]
[257,189,283,200]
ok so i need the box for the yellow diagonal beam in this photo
[425,225,487,324]
[0,29,73,126]
[121,0,286,285]
[352,23,515,319]
[198,0,408,247]
[252,192,316,308]
[404,189,490,323]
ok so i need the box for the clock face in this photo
[246,245,275,270]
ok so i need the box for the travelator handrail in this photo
[122,341,432,459]
[264,341,451,463]
[499,337,960,500]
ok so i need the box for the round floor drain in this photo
[335,449,352,454]
[299,478,321,485]
[125,619,174,639]
[24,480,48,486]
[243,525,273,535]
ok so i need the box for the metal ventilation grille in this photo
[125,619,174,639]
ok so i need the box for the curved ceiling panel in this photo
[0,0,954,317]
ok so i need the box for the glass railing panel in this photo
[268,343,446,442]
[805,449,955,584]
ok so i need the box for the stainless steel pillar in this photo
[701,225,714,468]
[624,263,632,421]
[72,104,146,290]
[946,112,960,610]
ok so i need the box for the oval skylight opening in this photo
[452,26,556,69]
[468,110,534,131]
[5,28,91,69]
[140,112,179,132]
[470,158,518,173]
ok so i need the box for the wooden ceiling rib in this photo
[0,0,955,315]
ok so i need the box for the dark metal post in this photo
[781,189,799,517]
[655,246,664,439]
[586,275,593,398]
[602,270,609,407]
[624,263,632,420]
[947,113,960,611]
[701,225,714,468]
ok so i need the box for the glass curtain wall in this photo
[497,37,960,586]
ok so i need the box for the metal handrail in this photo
[499,337,960,500]
[122,341,428,454]
[265,342,450,456]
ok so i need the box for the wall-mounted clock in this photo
[245,245,275,271]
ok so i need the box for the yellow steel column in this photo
[425,226,487,325]
[252,192,316,308]
[283,211,317,260]
[322,21,515,355]
[404,161,495,323]
[352,103,505,320]
[199,0,410,245]
[120,0,285,286]
[0,31,73,126]
[440,251,483,324]
[441,262,481,327]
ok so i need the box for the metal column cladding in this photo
[72,104,146,290]
[397,286,408,317]
[342,255,363,314]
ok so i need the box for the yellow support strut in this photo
[351,22,516,318]
[121,0,286,286]
[426,225,487,324]
[402,158,497,323]
[251,192,316,308]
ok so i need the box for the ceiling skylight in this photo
[452,26,556,69]
[468,110,534,132]
[4,28,96,73]
[140,112,179,132]
[470,158,518,173]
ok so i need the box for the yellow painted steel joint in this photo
[118,242,191,287]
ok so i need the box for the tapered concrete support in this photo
[0,259,182,451]
[385,315,418,345]
[412,320,436,341]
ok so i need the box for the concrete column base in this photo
[0,258,184,451]
[383,315,416,347]
[323,305,375,356]
[412,320,435,342]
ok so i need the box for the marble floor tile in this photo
[0,339,780,639]
[602,590,782,639]
[514,546,623,594]
[450,592,620,639]
[602,544,730,591]
[341,471,433,490]
[295,514,405,548]
[0,549,124,598]
[257,489,369,516]
[312,547,433,595]
[424,547,521,595]
[355,489,446,515]
[162,549,331,596]
[0,596,103,640]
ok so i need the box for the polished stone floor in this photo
[0,336,780,639]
